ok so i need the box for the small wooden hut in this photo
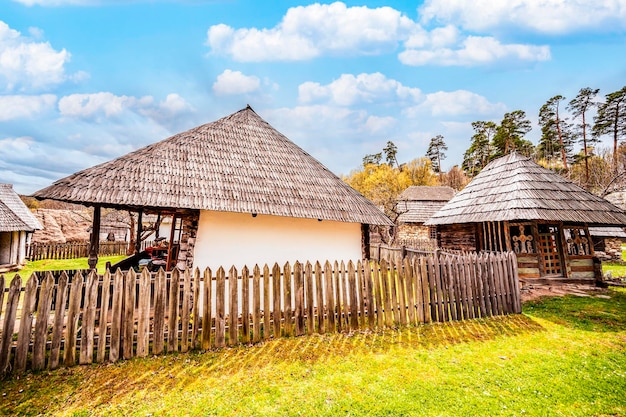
[33,106,392,271]
[425,153,626,283]
[0,183,42,272]
[395,186,455,241]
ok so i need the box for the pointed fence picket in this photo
[0,251,520,376]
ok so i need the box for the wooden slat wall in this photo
[0,251,520,376]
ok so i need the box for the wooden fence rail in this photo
[27,240,155,261]
[0,251,520,376]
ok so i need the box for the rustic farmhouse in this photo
[0,183,42,272]
[425,152,626,283]
[395,186,455,242]
[32,106,392,271]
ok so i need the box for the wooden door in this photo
[537,225,563,276]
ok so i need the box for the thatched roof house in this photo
[396,186,454,241]
[426,153,626,282]
[0,183,42,271]
[33,106,391,270]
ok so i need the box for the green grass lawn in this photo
[1,288,625,416]
[3,255,127,282]
[602,243,626,278]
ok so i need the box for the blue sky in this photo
[1,0,625,195]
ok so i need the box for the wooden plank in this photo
[356,261,366,329]
[242,265,251,343]
[481,254,494,317]
[404,257,416,325]
[215,267,226,348]
[262,265,271,340]
[419,257,430,323]
[363,261,375,330]
[0,276,22,375]
[305,262,315,335]
[135,269,151,358]
[333,261,344,332]
[272,263,281,338]
[489,253,504,315]
[0,276,4,329]
[388,259,399,325]
[96,270,112,363]
[252,265,261,343]
[123,268,137,360]
[497,253,512,314]
[412,258,424,323]
[64,272,85,367]
[109,269,124,362]
[201,268,213,349]
[337,261,349,330]
[282,263,292,337]
[229,266,239,345]
[167,268,180,353]
[461,255,474,320]
[378,259,390,327]
[426,257,438,322]
[15,274,38,372]
[508,252,522,313]
[50,272,69,369]
[32,272,54,370]
[294,262,305,336]
[315,262,325,334]
[192,267,202,349]
[397,260,408,326]
[153,268,167,355]
[325,261,335,332]
[79,270,100,364]
[348,261,359,330]
[181,268,192,351]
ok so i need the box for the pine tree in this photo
[568,87,600,184]
[593,86,626,170]
[538,95,573,170]
[426,135,447,174]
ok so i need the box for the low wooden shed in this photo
[425,153,626,283]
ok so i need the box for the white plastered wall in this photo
[193,210,363,272]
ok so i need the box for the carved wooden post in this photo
[88,205,101,270]
[135,209,143,255]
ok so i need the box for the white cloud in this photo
[0,94,56,121]
[212,70,261,95]
[399,35,550,66]
[419,0,626,34]
[298,73,422,106]
[365,115,396,133]
[58,92,193,122]
[207,2,416,61]
[0,21,75,92]
[404,90,507,117]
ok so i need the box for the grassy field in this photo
[2,255,127,281]
[0,287,625,416]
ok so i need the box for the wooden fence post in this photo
[201,267,213,349]
[32,272,54,371]
[252,265,261,343]
[0,276,23,375]
[64,271,85,367]
[228,266,239,345]
[79,270,99,364]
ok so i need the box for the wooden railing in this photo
[0,251,520,376]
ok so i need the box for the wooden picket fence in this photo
[0,251,520,376]
[27,240,156,261]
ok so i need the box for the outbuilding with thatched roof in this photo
[33,106,392,271]
[425,152,626,283]
[0,183,42,272]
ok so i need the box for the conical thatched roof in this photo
[33,106,392,226]
[0,183,42,232]
[425,152,626,226]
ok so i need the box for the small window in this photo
[563,227,591,256]
[429,226,437,240]
[510,224,535,254]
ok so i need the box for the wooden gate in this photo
[537,225,563,276]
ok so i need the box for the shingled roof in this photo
[0,183,42,232]
[397,186,455,224]
[425,152,626,226]
[33,106,392,226]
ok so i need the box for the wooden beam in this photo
[135,209,143,255]
[88,205,101,270]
